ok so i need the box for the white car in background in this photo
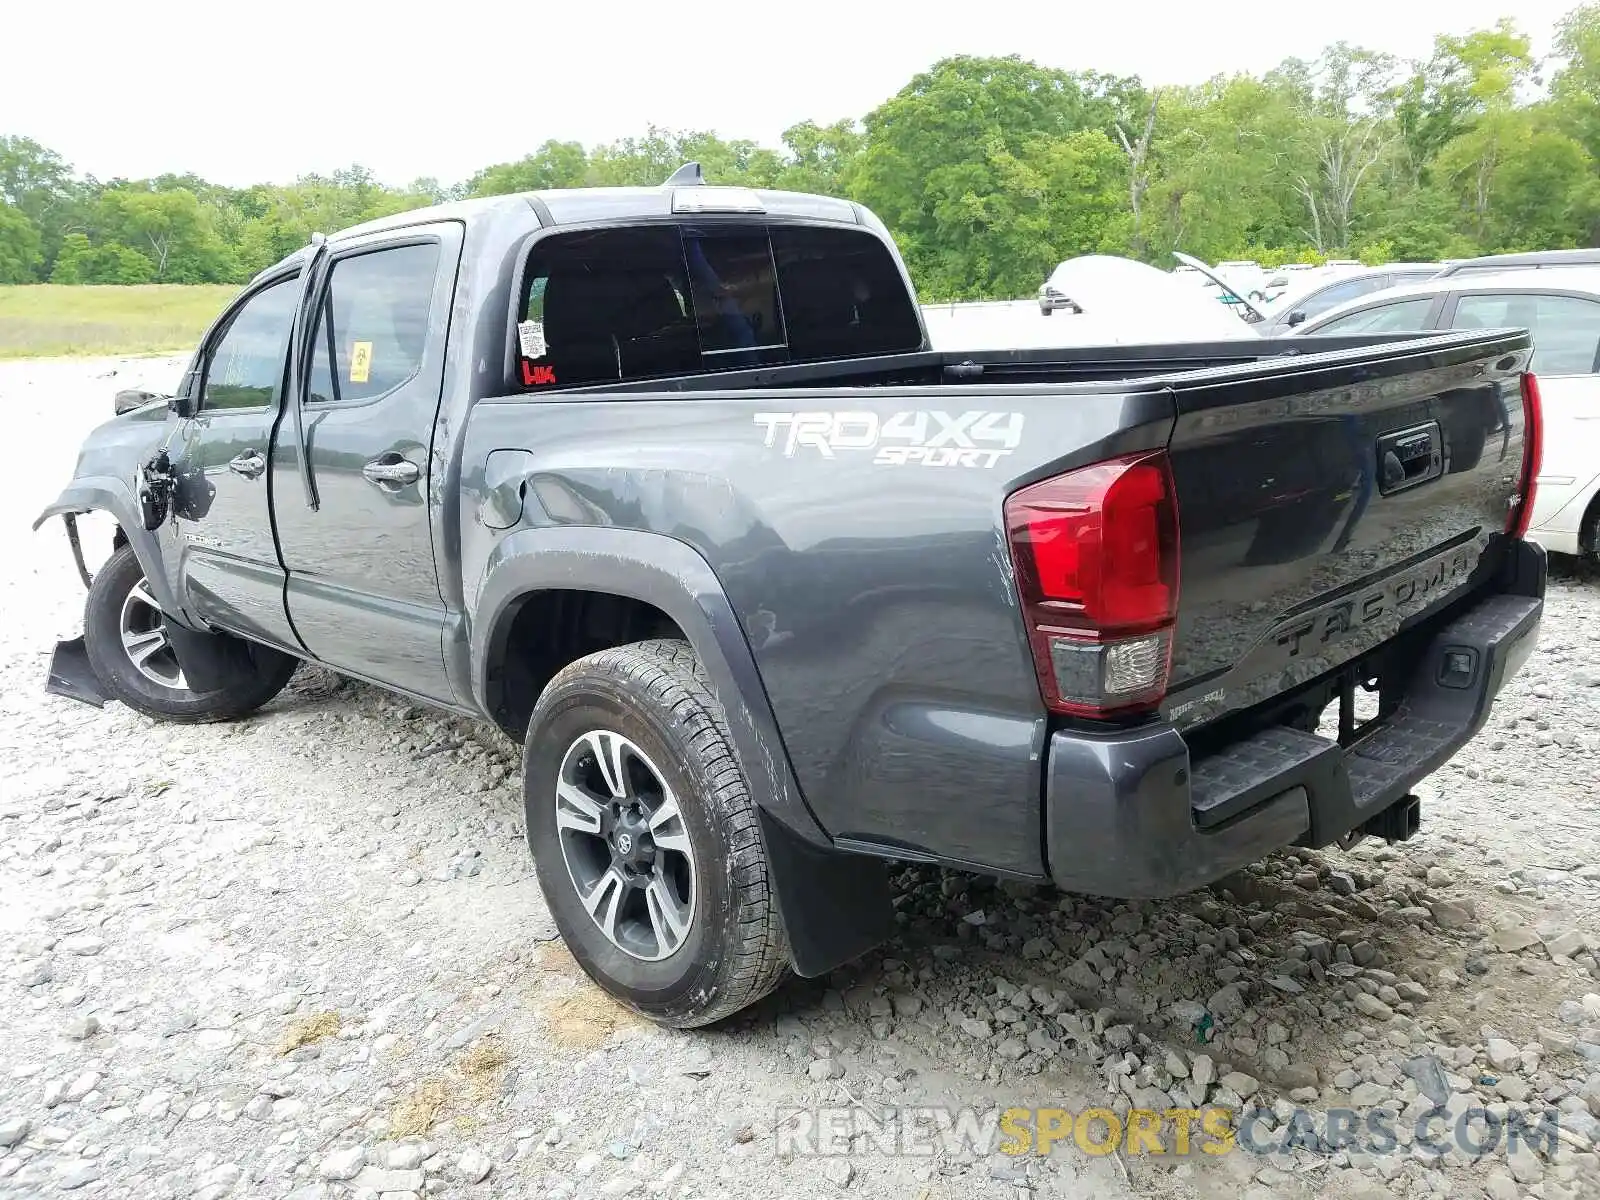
[934,255,1258,351]
[1296,269,1600,561]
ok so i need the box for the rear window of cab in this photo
[514,223,923,389]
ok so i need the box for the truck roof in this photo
[257,178,868,281]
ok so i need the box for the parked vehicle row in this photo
[1290,267,1600,563]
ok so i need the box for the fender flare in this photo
[472,525,826,844]
[470,526,893,977]
[33,479,184,618]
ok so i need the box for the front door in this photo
[270,225,461,703]
[165,271,302,649]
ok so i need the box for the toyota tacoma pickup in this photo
[35,167,1545,1028]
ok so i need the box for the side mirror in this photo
[113,388,162,415]
[170,391,196,419]
[1286,310,1307,327]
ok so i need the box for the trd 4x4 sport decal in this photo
[754,410,1025,468]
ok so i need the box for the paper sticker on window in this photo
[518,320,547,359]
[349,341,373,384]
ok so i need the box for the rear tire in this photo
[523,639,790,1028]
[83,545,297,722]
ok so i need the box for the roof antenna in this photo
[662,162,704,187]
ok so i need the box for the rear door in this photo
[1444,288,1600,537]
[165,271,302,648]
[270,223,463,703]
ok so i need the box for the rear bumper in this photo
[1043,543,1544,898]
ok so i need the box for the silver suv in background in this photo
[1254,264,1443,334]
[1434,249,1600,278]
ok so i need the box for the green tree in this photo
[1390,19,1537,183]
[0,135,83,274]
[1436,109,1598,250]
[469,140,590,195]
[774,120,863,195]
[0,199,42,282]
[1142,76,1305,263]
[855,56,1145,294]
[93,187,238,282]
[1553,4,1600,163]
[48,232,157,284]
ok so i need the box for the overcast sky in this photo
[5,0,1582,188]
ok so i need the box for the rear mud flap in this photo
[45,637,107,708]
[758,809,893,977]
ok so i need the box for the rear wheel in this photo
[83,545,297,722]
[523,639,790,1028]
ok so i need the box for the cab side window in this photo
[200,275,300,412]
[307,242,441,405]
[516,223,925,388]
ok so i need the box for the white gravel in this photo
[4,355,1600,1200]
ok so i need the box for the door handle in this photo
[363,455,420,487]
[228,450,266,479]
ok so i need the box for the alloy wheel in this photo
[555,729,697,961]
[118,578,187,690]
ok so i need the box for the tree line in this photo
[6,6,1600,301]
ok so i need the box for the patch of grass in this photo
[458,1033,511,1101]
[0,284,234,359]
[390,1076,454,1139]
[538,993,642,1049]
[385,1034,513,1139]
[277,1010,341,1054]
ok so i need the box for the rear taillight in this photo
[1507,371,1543,538]
[1005,451,1180,718]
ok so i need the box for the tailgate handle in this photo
[1376,422,1443,495]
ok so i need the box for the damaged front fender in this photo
[34,480,182,617]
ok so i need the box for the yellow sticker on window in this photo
[349,341,373,384]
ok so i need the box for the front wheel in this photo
[523,639,790,1028]
[82,544,297,722]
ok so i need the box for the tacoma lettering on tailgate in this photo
[1273,542,1479,660]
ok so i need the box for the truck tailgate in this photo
[1160,331,1533,731]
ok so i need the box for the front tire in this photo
[83,544,297,722]
[523,639,790,1028]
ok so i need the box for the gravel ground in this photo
[4,355,1600,1200]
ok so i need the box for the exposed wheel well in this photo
[486,590,687,739]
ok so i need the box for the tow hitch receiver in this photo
[45,637,106,707]
[1362,793,1422,842]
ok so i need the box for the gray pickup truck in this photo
[36,167,1545,1028]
